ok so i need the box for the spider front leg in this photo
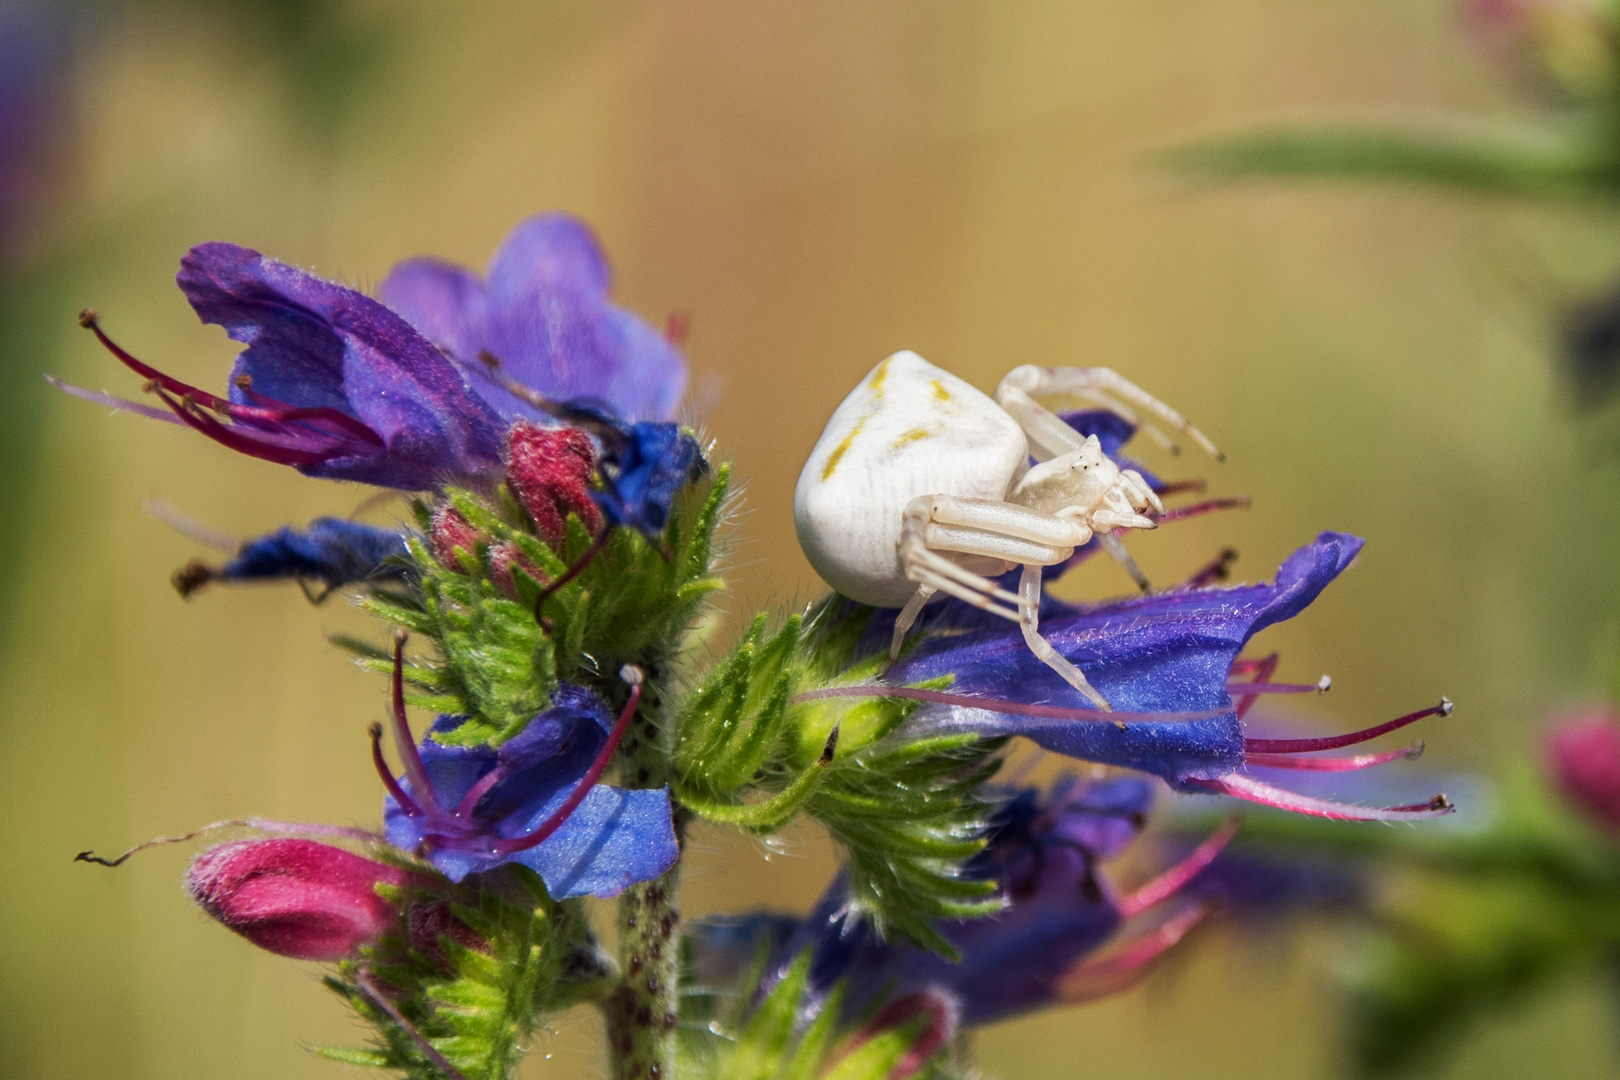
[895,495,1110,707]
[996,364,1223,461]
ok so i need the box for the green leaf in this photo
[1156,120,1606,198]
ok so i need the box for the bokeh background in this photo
[4,1,1619,1077]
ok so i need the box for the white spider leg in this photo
[907,564,1020,622]
[917,494,1091,550]
[1119,468,1164,515]
[1019,563,1112,711]
[993,383,1089,462]
[888,584,938,664]
[998,365,1223,461]
[1091,508,1156,532]
[1097,532,1151,593]
[1066,386,1180,456]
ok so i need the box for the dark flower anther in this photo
[376,648,676,898]
[187,838,410,962]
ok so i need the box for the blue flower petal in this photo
[218,518,408,588]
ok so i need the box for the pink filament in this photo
[1230,652,1280,720]
[1055,903,1212,1003]
[390,636,444,816]
[1242,699,1453,754]
[1244,743,1423,772]
[1155,496,1250,524]
[491,672,642,855]
[1224,680,1326,696]
[1115,816,1241,920]
[1188,773,1454,821]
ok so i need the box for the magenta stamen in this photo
[1245,742,1423,771]
[1055,903,1211,1002]
[1178,547,1238,590]
[1232,653,1280,720]
[491,667,643,855]
[390,635,444,815]
[82,313,233,412]
[153,387,338,467]
[1188,773,1455,821]
[1242,698,1453,754]
[1156,496,1250,524]
[533,529,612,621]
[453,766,505,820]
[1152,478,1207,497]
[786,684,1231,724]
[370,723,424,817]
[234,383,384,446]
[1115,816,1241,920]
[76,817,383,868]
[1229,653,1279,677]
[1224,679,1329,696]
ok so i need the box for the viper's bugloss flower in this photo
[174,517,409,598]
[380,212,687,423]
[377,665,676,899]
[710,779,1228,1027]
[56,243,508,489]
[850,532,1456,821]
[1544,705,1620,831]
[187,839,409,961]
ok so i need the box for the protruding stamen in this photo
[370,722,424,817]
[1055,903,1212,1003]
[491,665,644,855]
[1230,652,1280,720]
[75,817,382,868]
[787,684,1229,724]
[1152,478,1207,497]
[1155,496,1250,524]
[1179,547,1238,590]
[1245,742,1423,771]
[1223,679,1331,696]
[390,632,442,814]
[1242,699,1453,754]
[452,763,505,820]
[1115,816,1241,920]
[1188,773,1455,821]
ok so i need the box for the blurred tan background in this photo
[4,1,1620,1077]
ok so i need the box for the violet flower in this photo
[56,243,508,489]
[376,657,676,899]
[702,778,1230,1027]
[173,517,409,598]
[380,212,688,424]
[804,532,1454,822]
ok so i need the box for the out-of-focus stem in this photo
[603,672,682,1080]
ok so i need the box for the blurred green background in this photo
[5,1,1620,1077]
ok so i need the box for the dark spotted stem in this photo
[604,662,682,1080]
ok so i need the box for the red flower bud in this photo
[431,505,482,569]
[489,542,545,597]
[1545,705,1620,831]
[187,839,408,961]
[507,423,602,545]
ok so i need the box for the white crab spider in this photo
[794,350,1220,711]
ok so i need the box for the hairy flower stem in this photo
[605,674,682,1080]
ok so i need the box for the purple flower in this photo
[173,517,409,599]
[1543,705,1620,832]
[0,4,74,257]
[807,533,1454,821]
[701,779,1229,1027]
[57,242,509,489]
[380,213,688,424]
[376,661,676,900]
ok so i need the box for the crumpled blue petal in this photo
[380,212,687,424]
[887,532,1365,787]
[382,685,677,899]
[218,518,408,588]
[594,421,707,538]
[178,242,507,489]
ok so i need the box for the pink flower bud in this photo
[431,505,482,569]
[507,423,602,545]
[187,839,408,961]
[1544,705,1620,831]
